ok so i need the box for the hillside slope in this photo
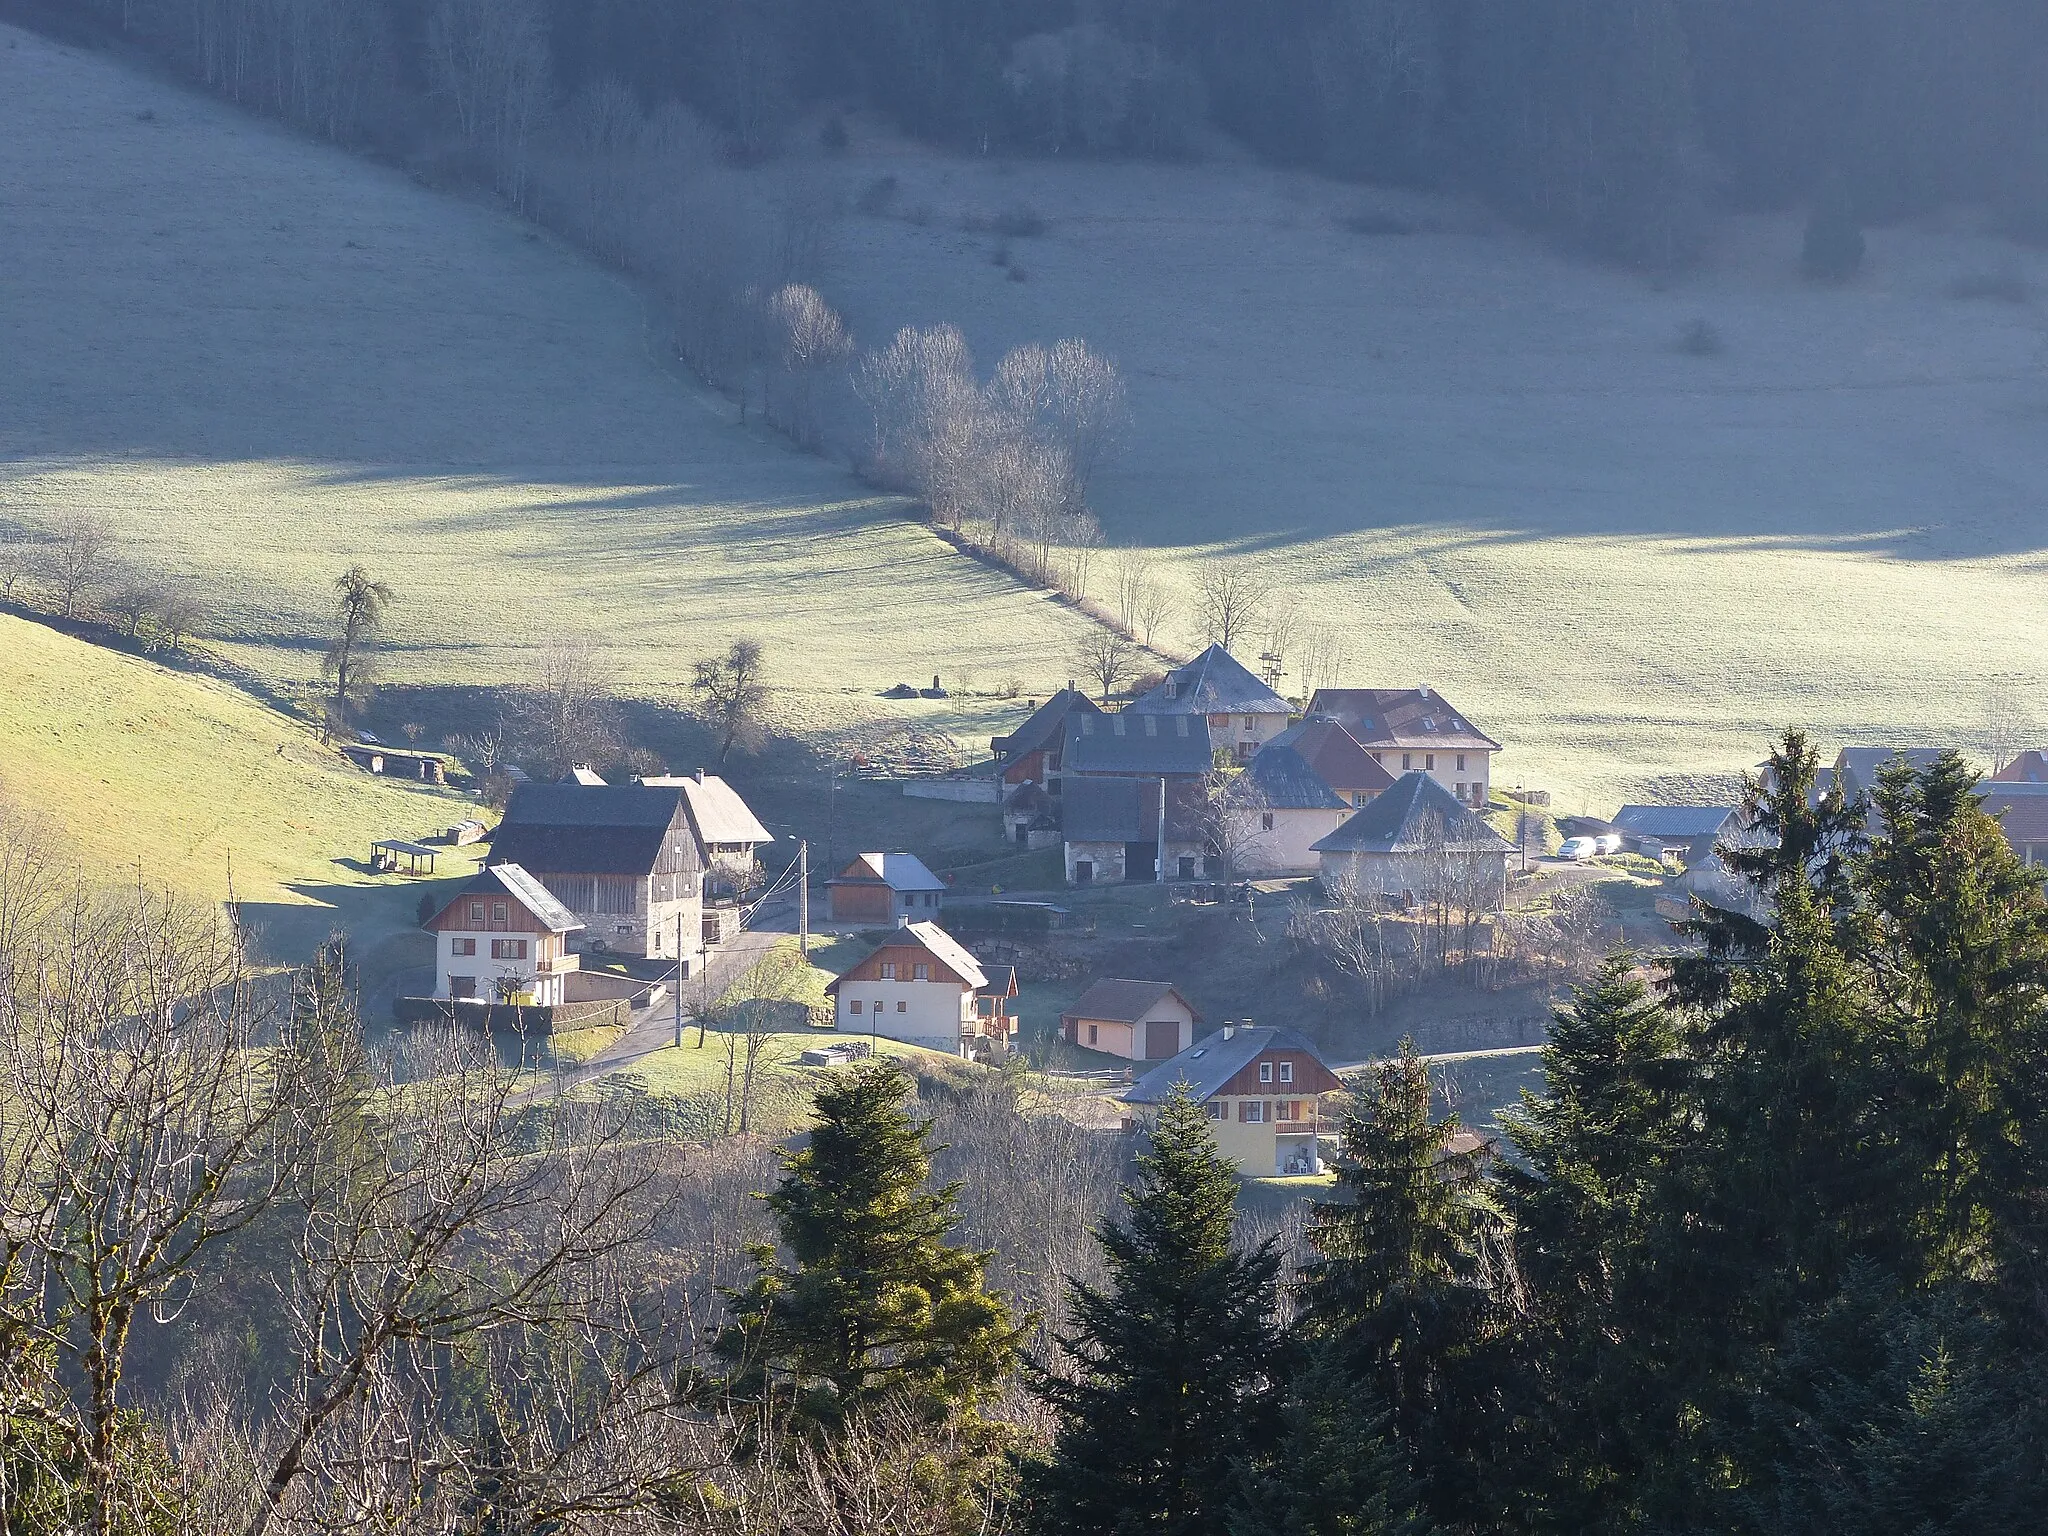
[0,24,1095,749]
[0,613,479,969]
[803,136,2048,805]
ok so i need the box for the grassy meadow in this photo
[0,613,482,971]
[0,23,1100,757]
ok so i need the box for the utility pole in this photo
[1156,775,1167,886]
[673,909,685,1048]
[798,838,809,959]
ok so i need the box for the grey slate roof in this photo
[1063,978,1202,1026]
[640,774,775,845]
[426,862,583,933]
[1311,772,1513,855]
[1306,688,1501,751]
[1834,747,1952,804]
[1125,1025,1329,1104]
[1061,777,1207,844]
[1063,710,1214,777]
[828,852,946,892]
[992,688,1102,764]
[1126,644,1290,717]
[490,784,694,876]
[1246,742,1349,810]
[1611,805,1738,839]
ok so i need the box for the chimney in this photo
[1221,1024,1235,1040]
[897,914,911,928]
[1418,683,1431,698]
[695,767,705,782]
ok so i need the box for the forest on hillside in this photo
[66,0,2048,269]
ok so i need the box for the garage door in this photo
[1145,1020,1180,1058]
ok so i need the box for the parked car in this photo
[1557,836,1599,862]
[1594,833,1624,856]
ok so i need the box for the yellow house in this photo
[1122,1025,1346,1177]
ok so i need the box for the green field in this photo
[0,613,481,971]
[0,23,1100,758]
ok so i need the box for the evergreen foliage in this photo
[1025,1085,1284,1536]
[716,1061,1022,1432]
[1227,1361,1431,1536]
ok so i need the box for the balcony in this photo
[532,955,581,977]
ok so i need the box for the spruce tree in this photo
[1228,1360,1431,1536]
[716,1061,1021,1431]
[1025,1085,1283,1536]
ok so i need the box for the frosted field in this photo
[0,25,1098,750]
[802,134,2048,808]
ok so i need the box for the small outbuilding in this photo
[825,852,948,924]
[1061,978,1202,1060]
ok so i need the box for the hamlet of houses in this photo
[364,639,2048,1139]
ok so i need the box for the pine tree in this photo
[716,1061,1021,1432]
[1495,954,1687,1531]
[1228,1360,1431,1536]
[1025,1085,1284,1536]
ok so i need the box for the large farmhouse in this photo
[489,783,705,968]
[1311,771,1513,907]
[1305,687,1499,807]
[1125,644,1292,762]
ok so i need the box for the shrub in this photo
[1676,318,1724,356]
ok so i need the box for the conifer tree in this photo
[716,1061,1022,1432]
[1025,1085,1283,1536]
[1296,1041,1497,1523]
[1228,1360,1431,1536]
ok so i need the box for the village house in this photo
[1061,776,1210,884]
[1061,708,1214,781]
[1311,770,1514,907]
[640,770,776,896]
[990,686,1103,791]
[824,920,1014,1057]
[1125,644,1292,762]
[1992,750,2048,784]
[488,782,705,969]
[1981,785,2048,867]
[1306,687,1500,806]
[422,863,581,1005]
[825,852,947,924]
[1000,780,1061,848]
[1233,738,1353,876]
[1609,804,1740,862]
[1261,716,1396,808]
[1123,1025,1346,1177]
[1061,978,1202,1060]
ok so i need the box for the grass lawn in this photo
[0,614,482,978]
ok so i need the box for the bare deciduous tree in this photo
[1295,624,1351,698]
[1983,680,2033,773]
[322,564,393,736]
[1132,575,1176,650]
[854,325,981,522]
[104,577,165,643]
[693,637,771,764]
[424,0,551,204]
[515,637,624,777]
[47,512,114,621]
[761,283,851,447]
[1071,626,1138,702]
[1191,558,1270,654]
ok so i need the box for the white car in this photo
[1594,833,1624,856]
[1556,836,1599,862]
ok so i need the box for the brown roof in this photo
[1983,790,2048,849]
[1263,718,1397,795]
[1306,688,1501,751]
[1063,978,1202,1026]
[824,921,988,994]
[1992,750,2048,785]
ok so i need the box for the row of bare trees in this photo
[0,514,206,653]
[854,327,1127,590]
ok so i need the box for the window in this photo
[449,975,476,999]
[880,962,897,979]
[1164,680,1178,699]
[1425,753,1435,771]
[490,939,527,960]
[1261,811,1275,831]
[1240,1101,1266,1123]
[914,963,929,981]
[1088,1024,1100,1045]
[467,902,484,922]
[1455,782,1465,798]
[850,1000,863,1014]
[451,937,476,956]
[1279,1100,1303,1122]
[926,892,938,907]
[1457,753,1467,771]
[1208,1101,1227,1120]
[1401,753,1412,771]
[491,901,508,926]
[896,1001,907,1013]
[1279,1061,1293,1083]
[1259,1061,1274,1083]
[1242,716,1255,732]
[1075,859,1094,883]
[1177,855,1197,879]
